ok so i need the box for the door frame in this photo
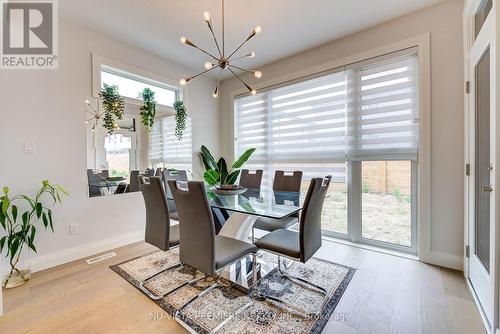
[463,1,498,332]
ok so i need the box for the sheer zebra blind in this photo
[235,48,419,180]
[149,115,193,171]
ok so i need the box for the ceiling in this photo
[60,0,444,79]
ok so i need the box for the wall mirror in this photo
[85,55,194,198]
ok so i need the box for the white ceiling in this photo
[60,0,445,78]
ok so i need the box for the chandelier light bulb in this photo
[180,78,187,86]
[253,71,262,79]
[251,89,257,95]
[85,120,89,124]
[203,11,211,22]
[213,86,219,98]
[204,61,213,70]
[85,99,90,104]
[249,52,256,58]
[254,26,262,34]
[180,36,187,44]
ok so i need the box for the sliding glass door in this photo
[234,48,420,254]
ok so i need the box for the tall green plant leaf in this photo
[226,170,240,185]
[200,145,217,171]
[232,148,256,169]
[11,205,17,222]
[203,170,220,185]
[218,158,228,184]
[0,236,6,252]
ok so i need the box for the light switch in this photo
[24,141,35,154]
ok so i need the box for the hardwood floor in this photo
[0,240,485,334]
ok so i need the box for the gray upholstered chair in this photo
[137,176,181,299]
[162,169,188,220]
[239,169,263,189]
[252,170,303,240]
[254,175,331,316]
[128,170,140,192]
[140,176,179,251]
[154,167,162,177]
[168,180,258,316]
[168,180,258,277]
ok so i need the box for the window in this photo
[149,115,193,172]
[92,54,180,108]
[235,48,419,253]
[101,66,177,107]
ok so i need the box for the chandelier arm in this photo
[231,53,255,62]
[206,21,223,58]
[188,64,221,81]
[226,34,255,61]
[184,40,219,61]
[228,64,254,75]
[228,67,254,93]
[213,68,223,97]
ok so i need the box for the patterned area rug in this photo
[110,249,355,333]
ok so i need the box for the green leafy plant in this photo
[173,101,188,141]
[0,181,68,288]
[99,83,125,134]
[393,188,402,201]
[199,145,256,186]
[139,88,157,131]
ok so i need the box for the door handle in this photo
[481,186,493,192]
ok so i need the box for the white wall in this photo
[219,0,465,269]
[0,19,220,270]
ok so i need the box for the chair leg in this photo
[252,255,330,317]
[138,263,183,300]
[251,227,255,243]
[277,256,328,295]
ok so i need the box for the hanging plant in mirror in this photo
[139,88,157,131]
[99,83,125,134]
[173,100,187,141]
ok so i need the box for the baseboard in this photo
[429,251,463,271]
[30,230,144,273]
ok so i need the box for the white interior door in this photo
[467,9,495,325]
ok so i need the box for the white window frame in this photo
[91,54,182,112]
[229,34,431,260]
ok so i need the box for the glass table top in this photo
[167,185,302,219]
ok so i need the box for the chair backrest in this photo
[114,183,128,194]
[273,171,303,192]
[239,169,263,189]
[100,170,110,178]
[86,169,103,197]
[128,170,140,192]
[154,168,162,177]
[162,169,188,193]
[145,168,155,177]
[299,176,331,263]
[168,180,216,275]
[140,176,172,251]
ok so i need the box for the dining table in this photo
[166,185,303,242]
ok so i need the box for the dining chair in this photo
[253,175,331,317]
[162,169,188,220]
[252,170,303,240]
[137,176,181,299]
[154,167,162,177]
[100,169,110,178]
[168,180,258,313]
[239,169,263,189]
[128,170,140,192]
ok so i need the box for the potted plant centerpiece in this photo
[0,180,67,288]
[199,145,256,195]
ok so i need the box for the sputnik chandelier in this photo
[179,0,262,97]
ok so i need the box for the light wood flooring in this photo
[0,240,486,334]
